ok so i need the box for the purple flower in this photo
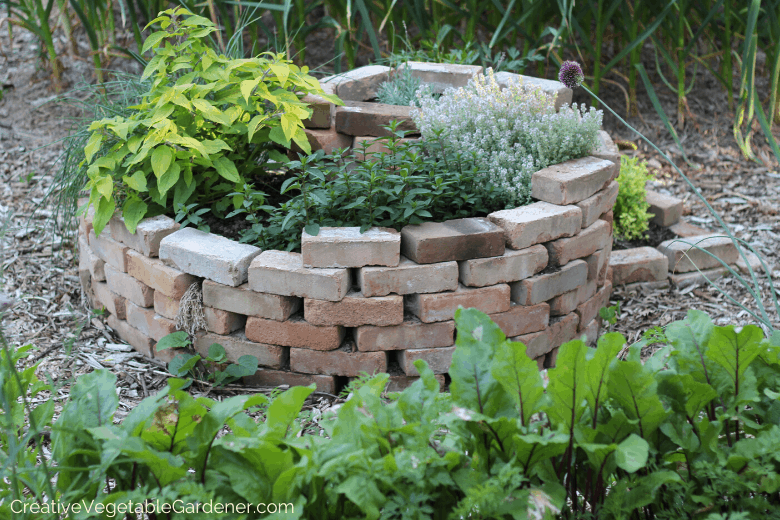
[558,61,584,89]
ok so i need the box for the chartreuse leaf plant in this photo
[80,7,341,237]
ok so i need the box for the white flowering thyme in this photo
[412,68,603,207]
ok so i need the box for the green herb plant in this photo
[80,7,341,238]
[156,331,258,387]
[375,65,436,107]
[612,155,655,241]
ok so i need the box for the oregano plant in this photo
[79,7,340,236]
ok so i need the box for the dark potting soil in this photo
[612,221,677,251]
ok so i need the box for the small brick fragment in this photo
[548,280,597,316]
[401,218,505,264]
[622,280,670,292]
[546,220,612,266]
[92,280,127,319]
[125,301,177,342]
[669,267,729,288]
[358,256,459,297]
[582,318,600,346]
[511,260,587,305]
[403,61,482,93]
[202,280,300,321]
[204,307,246,335]
[248,250,350,302]
[243,369,337,393]
[576,181,619,228]
[304,290,403,327]
[657,234,739,273]
[488,202,582,250]
[335,101,416,137]
[398,346,455,375]
[645,190,683,226]
[302,227,400,268]
[489,303,549,337]
[126,250,199,298]
[194,331,287,369]
[332,65,391,101]
[290,340,387,376]
[107,315,154,358]
[245,314,345,350]
[104,264,154,308]
[609,247,669,285]
[458,244,548,287]
[109,214,180,257]
[291,127,353,154]
[532,156,616,205]
[154,292,180,321]
[405,283,511,323]
[576,282,612,332]
[354,315,455,351]
[493,71,572,111]
[88,229,129,272]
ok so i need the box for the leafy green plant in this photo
[375,65,436,107]
[80,7,340,238]
[174,202,211,233]
[157,331,258,387]
[613,155,655,241]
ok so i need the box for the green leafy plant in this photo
[157,331,258,387]
[375,65,436,107]
[613,155,655,241]
[80,7,341,238]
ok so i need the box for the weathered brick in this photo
[546,220,612,266]
[77,197,96,236]
[548,279,597,316]
[304,290,403,327]
[488,202,582,250]
[109,214,180,257]
[125,300,177,342]
[332,65,391,101]
[458,244,548,287]
[302,226,400,268]
[79,235,105,282]
[291,127,353,154]
[621,280,670,292]
[104,264,154,308]
[549,312,581,348]
[600,210,614,226]
[669,267,729,288]
[531,156,616,205]
[405,283,511,323]
[576,282,612,332]
[657,234,739,273]
[668,218,710,238]
[245,314,345,350]
[290,341,387,376]
[107,314,154,358]
[160,228,261,287]
[591,130,620,168]
[489,302,549,337]
[204,307,246,335]
[546,347,560,368]
[511,260,587,305]
[335,101,416,137]
[88,229,129,272]
[398,346,455,375]
[403,61,482,92]
[736,251,768,275]
[582,318,600,346]
[353,136,419,160]
[585,244,611,282]
[493,71,572,111]
[358,256,459,297]
[380,374,446,393]
[243,369,337,393]
[248,250,350,302]
[202,280,300,321]
[194,331,287,369]
[154,291,180,321]
[80,268,96,308]
[511,330,550,359]
[354,315,454,351]
[576,181,619,228]
[604,266,614,285]
[92,280,126,319]
[645,190,683,226]
[301,93,332,129]
[609,247,669,285]
[126,250,199,298]
[401,218,505,264]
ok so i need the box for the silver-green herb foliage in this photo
[412,69,603,206]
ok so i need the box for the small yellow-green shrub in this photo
[613,155,655,240]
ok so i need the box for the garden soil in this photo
[1,21,779,420]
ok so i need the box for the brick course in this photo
[358,257,459,297]
[290,341,387,376]
[405,283,511,323]
[301,226,400,268]
[202,280,300,321]
[458,244,547,287]
[248,250,350,302]
[531,156,616,205]
[511,260,588,305]
[401,218,505,264]
[304,291,403,327]
[245,314,345,350]
[398,346,455,375]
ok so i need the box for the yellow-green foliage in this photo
[613,155,655,241]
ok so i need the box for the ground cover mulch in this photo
[1,23,779,420]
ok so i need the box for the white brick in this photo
[248,250,349,302]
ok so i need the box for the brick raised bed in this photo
[77,63,621,393]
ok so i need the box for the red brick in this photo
[609,247,669,285]
[668,218,709,238]
[398,346,455,375]
[109,214,180,257]
[126,250,199,298]
[335,101,416,137]
[301,93,332,129]
[657,234,739,273]
[575,180,619,228]
[92,280,127,319]
[548,280,596,316]
[104,264,154,308]
[290,341,387,376]
[575,282,612,332]
[154,291,180,320]
[550,312,581,348]
[124,301,178,342]
[245,314,345,350]
[531,156,616,205]
[405,283,511,323]
[511,260,587,305]
[545,347,560,368]
[88,229,129,272]
[582,318,600,346]
[204,307,246,335]
[546,220,612,266]
[291,127,353,154]
[79,235,105,282]
[358,256,459,297]
[107,314,154,358]
[604,266,613,285]
[401,218,505,264]
[585,244,611,282]
[488,303,549,337]
[332,65,391,101]
[301,227,400,268]
[243,369,337,393]
[202,280,300,321]
[304,291,403,327]
[403,61,482,92]
[194,331,287,369]
[458,244,548,287]
[511,330,550,359]
[248,250,350,302]
[600,210,614,226]
[354,315,455,351]
[645,190,683,227]
[669,267,728,288]
[488,202,582,250]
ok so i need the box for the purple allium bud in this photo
[558,61,584,89]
